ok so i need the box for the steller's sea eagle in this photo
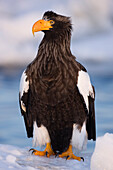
[19,11,96,161]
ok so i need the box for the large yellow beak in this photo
[32,19,53,35]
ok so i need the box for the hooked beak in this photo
[32,19,53,36]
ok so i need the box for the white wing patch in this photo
[77,70,94,111]
[71,122,87,151]
[33,121,50,147]
[19,70,29,112]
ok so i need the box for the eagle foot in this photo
[29,143,55,157]
[59,145,84,161]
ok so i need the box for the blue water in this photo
[0,65,113,153]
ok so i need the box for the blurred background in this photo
[0,0,113,153]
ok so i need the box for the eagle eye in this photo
[50,20,55,25]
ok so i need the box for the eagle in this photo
[19,11,96,161]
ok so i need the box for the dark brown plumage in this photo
[19,11,96,154]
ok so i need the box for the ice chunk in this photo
[91,133,113,170]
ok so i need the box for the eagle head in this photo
[32,11,72,38]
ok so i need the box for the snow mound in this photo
[0,144,91,170]
[91,133,113,170]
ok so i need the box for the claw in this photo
[29,148,37,155]
[80,157,84,162]
[29,148,35,152]
[55,153,59,158]
[46,151,48,157]
[32,150,36,154]
[66,155,70,160]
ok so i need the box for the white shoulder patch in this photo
[20,70,29,97]
[19,70,29,112]
[33,121,50,147]
[77,70,94,111]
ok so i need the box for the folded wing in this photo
[77,70,96,141]
[19,70,33,138]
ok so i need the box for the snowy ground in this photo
[0,144,91,170]
[0,133,113,170]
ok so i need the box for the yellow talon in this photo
[30,143,55,157]
[59,145,84,161]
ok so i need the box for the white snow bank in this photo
[0,144,91,170]
[91,133,113,170]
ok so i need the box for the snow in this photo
[0,144,91,170]
[91,133,113,170]
[1,134,113,169]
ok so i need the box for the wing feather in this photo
[86,86,96,140]
[19,70,33,138]
[77,70,96,141]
